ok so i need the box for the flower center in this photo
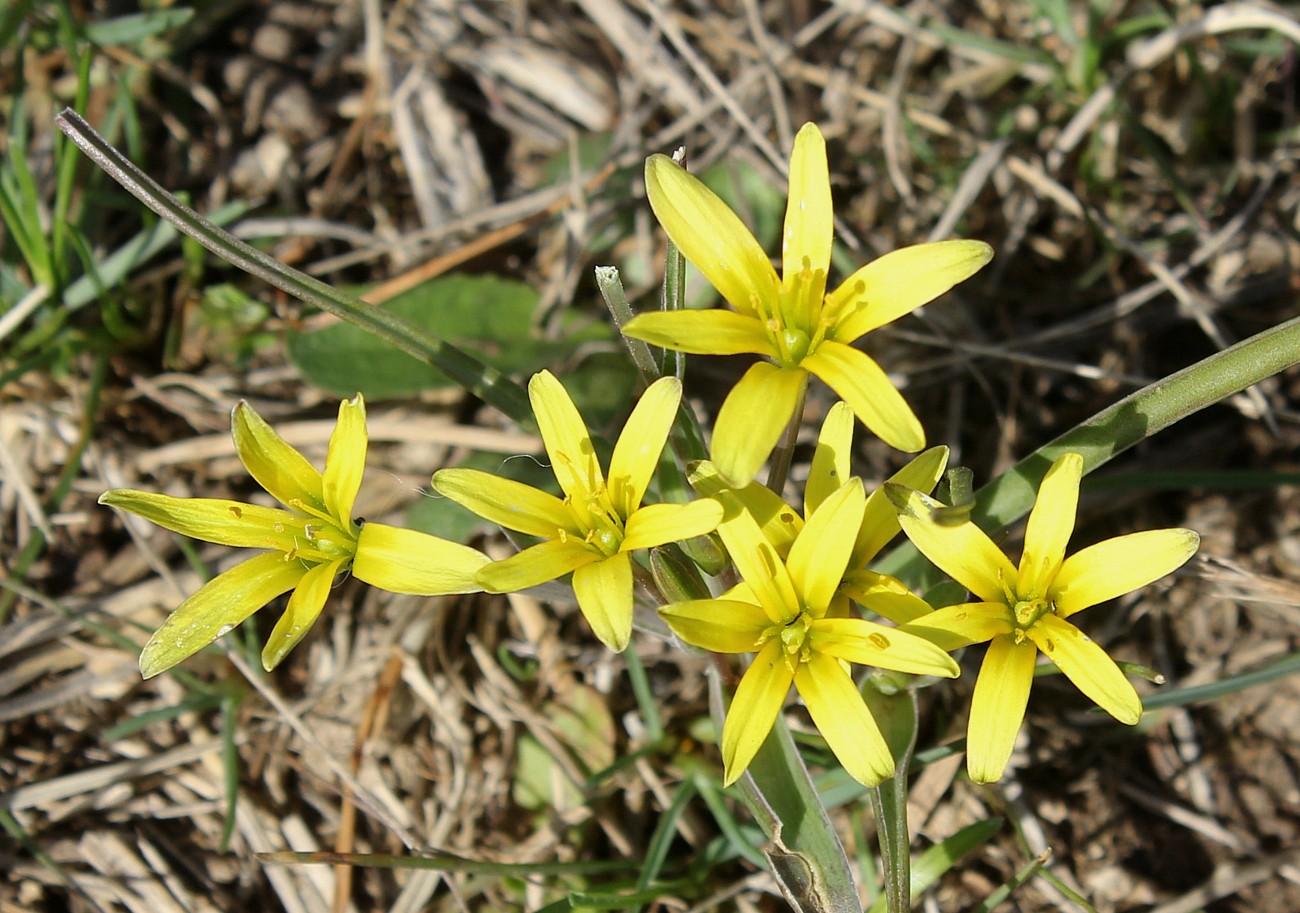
[282,514,357,564]
[765,262,830,367]
[569,485,626,557]
[760,611,814,672]
[587,524,622,558]
[1011,597,1055,643]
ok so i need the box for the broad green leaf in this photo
[288,274,608,399]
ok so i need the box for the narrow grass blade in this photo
[970,850,1050,913]
[54,109,533,425]
[636,778,696,890]
[261,850,636,875]
[865,817,1004,913]
[1142,649,1300,711]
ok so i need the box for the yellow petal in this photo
[1027,614,1141,724]
[853,446,949,566]
[231,401,324,513]
[99,490,308,550]
[432,468,576,539]
[711,362,807,488]
[806,401,853,517]
[899,602,1013,652]
[138,551,306,679]
[810,618,960,677]
[966,635,1037,783]
[573,553,634,651]
[886,484,1017,604]
[261,558,344,670]
[608,376,680,517]
[782,123,833,285]
[477,538,599,593]
[688,461,802,557]
[828,240,994,343]
[786,479,864,617]
[659,598,770,653]
[721,640,794,785]
[795,653,894,786]
[622,499,724,551]
[840,569,935,624]
[352,522,489,594]
[1018,453,1082,598]
[620,310,774,357]
[803,342,924,452]
[716,505,801,625]
[322,395,367,526]
[1050,528,1200,618]
[529,370,604,504]
[645,153,779,319]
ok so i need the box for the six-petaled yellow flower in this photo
[659,479,960,786]
[886,452,1200,783]
[623,122,993,487]
[433,371,724,652]
[101,396,490,678]
[689,401,948,623]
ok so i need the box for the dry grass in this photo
[3,0,1300,910]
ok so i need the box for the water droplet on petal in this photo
[868,632,890,650]
[216,624,234,637]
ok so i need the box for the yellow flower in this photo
[689,401,948,624]
[887,452,1200,783]
[660,480,960,787]
[101,396,489,678]
[432,371,723,652]
[623,122,992,487]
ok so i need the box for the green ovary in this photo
[778,326,811,364]
[585,522,623,558]
[759,611,814,670]
[1012,597,1055,641]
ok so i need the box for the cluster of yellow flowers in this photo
[103,124,1198,787]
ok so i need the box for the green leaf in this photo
[287,274,607,400]
[83,9,195,47]
[55,111,533,424]
[512,684,615,813]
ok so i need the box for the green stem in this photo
[53,109,533,426]
[662,237,686,380]
[765,373,809,495]
[598,265,660,384]
[864,684,920,913]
